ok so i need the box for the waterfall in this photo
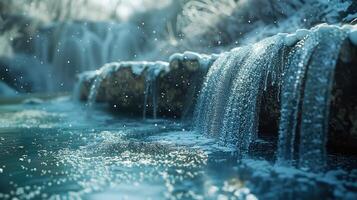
[277,25,347,170]
[34,31,50,65]
[194,24,351,164]
[194,35,285,156]
[298,26,347,170]
[220,36,284,155]
[277,31,319,165]
[32,22,146,91]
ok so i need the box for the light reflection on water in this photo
[0,97,252,200]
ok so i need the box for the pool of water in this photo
[0,96,356,200]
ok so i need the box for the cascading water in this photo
[277,25,348,171]
[85,61,169,119]
[277,31,319,165]
[143,62,168,120]
[194,24,353,165]
[194,35,285,156]
[33,30,50,65]
[72,71,97,101]
[298,26,347,170]
[220,36,285,155]
[32,22,146,91]
[87,63,121,107]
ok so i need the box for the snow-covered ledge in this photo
[75,52,218,118]
[75,24,357,155]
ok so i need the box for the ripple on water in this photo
[0,110,64,129]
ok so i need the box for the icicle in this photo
[142,61,168,120]
[143,79,150,120]
[152,78,158,119]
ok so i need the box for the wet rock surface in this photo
[77,53,217,118]
[329,40,357,154]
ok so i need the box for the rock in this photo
[159,52,216,118]
[329,39,357,154]
[76,53,217,118]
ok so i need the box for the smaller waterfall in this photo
[143,67,158,120]
[72,71,97,102]
[85,61,169,119]
[142,62,169,120]
[87,63,121,107]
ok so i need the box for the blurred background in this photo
[0,0,356,94]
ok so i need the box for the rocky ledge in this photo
[75,52,218,119]
[76,25,357,155]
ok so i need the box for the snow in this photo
[169,51,218,69]
[80,60,170,107]
[79,61,169,82]
[295,29,311,40]
[349,28,357,46]
[239,159,357,200]
[284,33,298,46]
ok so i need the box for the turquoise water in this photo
[0,97,356,200]
[0,97,250,200]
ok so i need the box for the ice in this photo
[349,27,357,46]
[284,33,298,46]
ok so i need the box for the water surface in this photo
[0,97,356,200]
